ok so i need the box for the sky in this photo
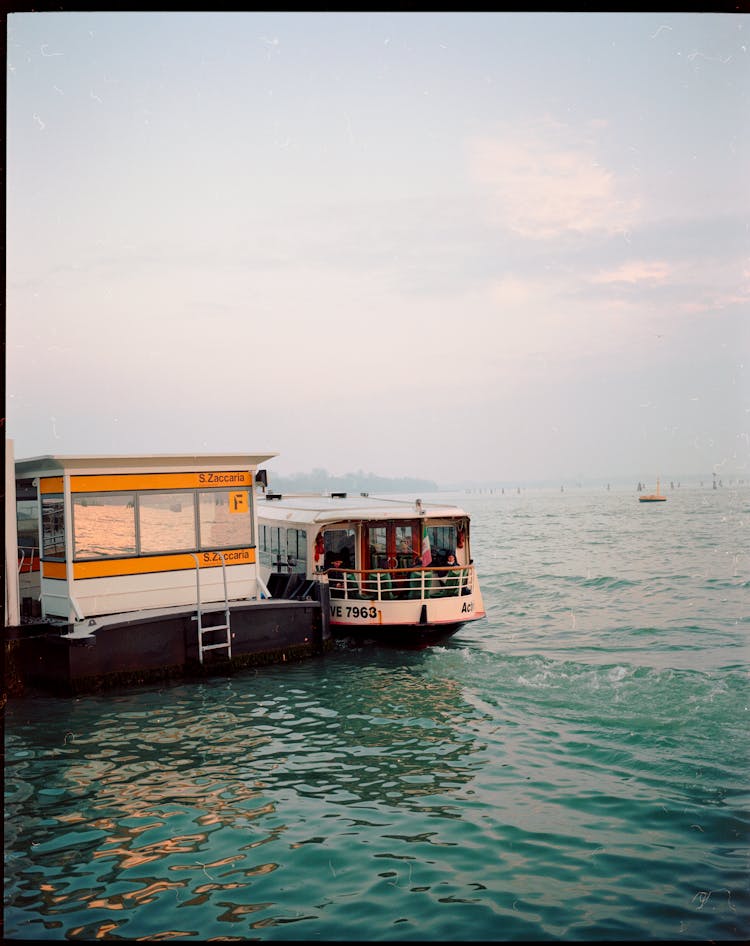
[6,11,749,486]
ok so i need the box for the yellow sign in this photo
[229,491,249,514]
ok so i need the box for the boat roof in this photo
[256,492,469,526]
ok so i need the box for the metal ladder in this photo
[191,553,232,664]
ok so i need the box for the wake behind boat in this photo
[256,490,486,640]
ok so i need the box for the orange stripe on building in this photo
[69,471,252,493]
[42,561,67,579]
[71,547,256,579]
[40,477,64,494]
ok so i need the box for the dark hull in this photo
[331,620,465,645]
[5,598,330,697]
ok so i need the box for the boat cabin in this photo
[256,492,485,638]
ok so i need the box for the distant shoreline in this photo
[266,470,745,494]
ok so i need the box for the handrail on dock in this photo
[190,552,232,664]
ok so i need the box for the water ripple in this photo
[5,486,749,941]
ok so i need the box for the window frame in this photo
[69,486,256,562]
[71,491,138,561]
[197,488,253,552]
[137,490,199,556]
[41,494,66,561]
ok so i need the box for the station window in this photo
[42,495,66,559]
[73,494,137,559]
[198,489,252,550]
[16,480,39,556]
[139,492,197,554]
[64,485,255,562]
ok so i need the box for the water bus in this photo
[256,490,486,640]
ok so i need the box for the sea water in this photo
[4,484,748,941]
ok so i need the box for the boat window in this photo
[72,494,137,559]
[287,528,307,573]
[324,529,355,568]
[367,525,387,568]
[426,525,458,565]
[395,523,418,566]
[139,492,197,554]
[41,495,66,560]
[271,527,284,567]
[198,489,252,549]
[259,524,284,568]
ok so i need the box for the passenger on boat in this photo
[326,555,345,591]
[327,554,362,598]
[397,538,419,570]
[437,553,463,597]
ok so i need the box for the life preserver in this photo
[314,533,326,563]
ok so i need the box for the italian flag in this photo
[421,525,432,566]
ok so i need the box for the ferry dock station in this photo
[4,446,331,696]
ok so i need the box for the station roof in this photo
[15,453,278,477]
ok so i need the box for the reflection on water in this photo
[5,487,749,941]
[5,650,491,939]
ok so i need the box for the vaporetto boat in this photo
[256,490,486,640]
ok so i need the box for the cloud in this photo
[488,275,535,308]
[589,255,749,316]
[468,122,640,239]
[591,260,673,285]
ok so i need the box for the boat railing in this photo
[328,564,475,602]
[18,544,40,574]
